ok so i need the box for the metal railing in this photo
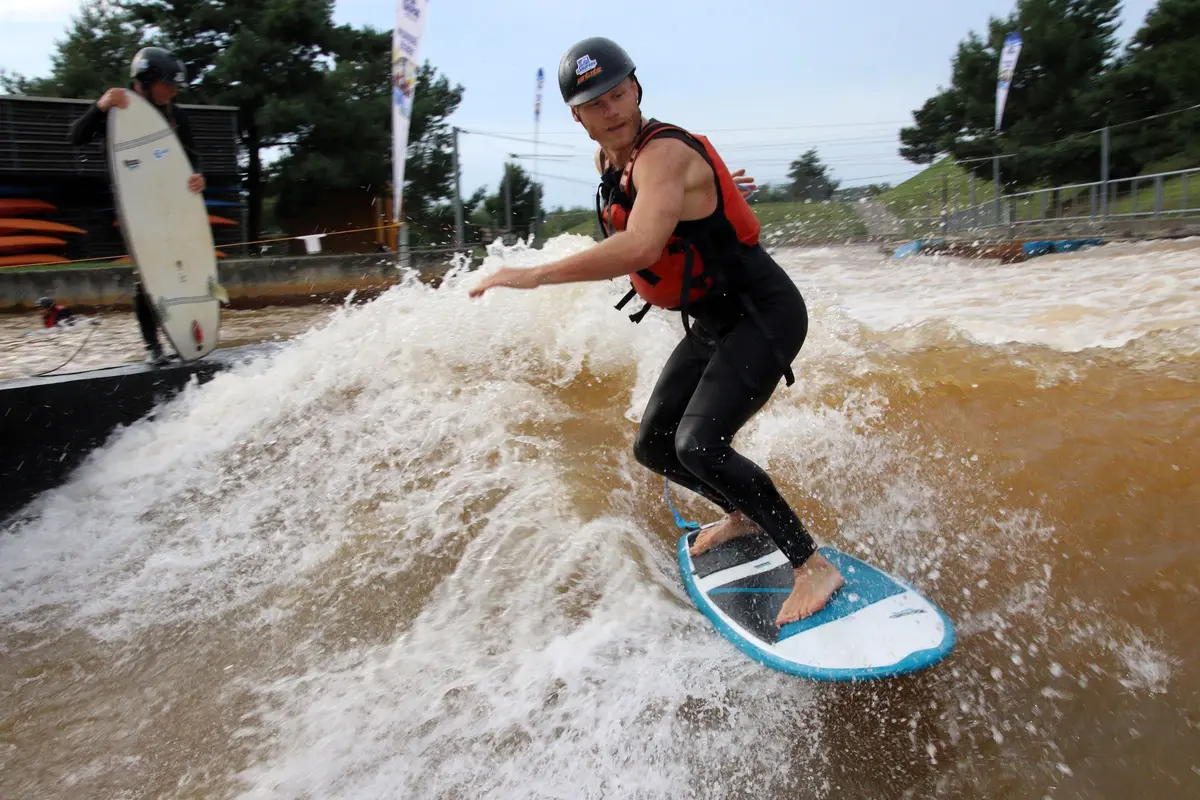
[941,166,1200,233]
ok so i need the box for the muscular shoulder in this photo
[631,136,709,190]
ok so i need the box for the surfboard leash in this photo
[663,477,701,531]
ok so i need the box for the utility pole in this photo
[451,126,464,250]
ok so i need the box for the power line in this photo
[535,171,598,186]
[945,102,1200,160]
[459,129,576,150]
[1106,101,1200,132]
[469,119,908,136]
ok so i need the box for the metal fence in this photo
[936,166,1200,234]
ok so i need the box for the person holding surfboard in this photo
[67,46,205,366]
[470,38,844,625]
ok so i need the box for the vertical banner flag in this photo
[393,0,429,224]
[995,31,1023,131]
[534,68,544,215]
[534,68,544,123]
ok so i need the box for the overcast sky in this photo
[2,0,1159,209]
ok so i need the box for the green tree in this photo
[786,149,839,201]
[1101,0,1200,173]
[401,63,487,246]
[0,0,144,98]
[540,205,594,238]
[268,25,392,221]
[747,183,793,204]
[266,22,486,248]
[123,0,340,243]
[479,163,544,241]
[899,0,1121,188]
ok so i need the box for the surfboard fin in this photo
[208,278,230,304]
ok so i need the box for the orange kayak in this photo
[0,235,68,254]
[0,253,70,267]
[0,218,86,236]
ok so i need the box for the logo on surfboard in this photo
[123,158,140,170]
[889,608,927,619]
[191,320,203,349]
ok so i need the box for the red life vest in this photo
[595,120,761,321]
[43,305,70,328]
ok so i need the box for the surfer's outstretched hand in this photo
[187,174,206,193]
[730,168,757,198]
[469,266,541,298]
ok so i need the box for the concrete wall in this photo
[0,356,226,521]
[0,252,467,312]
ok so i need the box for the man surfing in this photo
[68,46,206,366]
[470,38,843,625]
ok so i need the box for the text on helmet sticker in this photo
[575,55,598,76]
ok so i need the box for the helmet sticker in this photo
[575,55,598,76]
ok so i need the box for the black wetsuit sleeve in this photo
[172,106,204,174]
[67,102,108,146]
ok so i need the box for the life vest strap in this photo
[615,286,653,323]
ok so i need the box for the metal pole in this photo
[533,122,540,242]
[399,218,410,269]
[941,175,949,230]
[993,154,1001,225]
[1101,126,1110,219]
[504,165,513,237]
[451,126,464,250]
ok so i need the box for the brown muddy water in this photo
[1,238,1197,799]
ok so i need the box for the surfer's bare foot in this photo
[688,511,760,557]
[776,552,844,627]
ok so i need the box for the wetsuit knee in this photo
[674,418,724,482]
[632,427,654,470]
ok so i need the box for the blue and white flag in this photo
[392,0,429,220]
[535,67,544,122]
[995,31,1023,131]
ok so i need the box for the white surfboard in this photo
[678,528,956,681]
[107,92,222,361]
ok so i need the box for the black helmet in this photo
[36,296,54,310]
[558,37,639,106]
[130,47,186,88]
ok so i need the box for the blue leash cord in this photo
[664,477,701,531]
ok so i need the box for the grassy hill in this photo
[552,199,867,245]
[879,156,996,221]
[752,200,867,244]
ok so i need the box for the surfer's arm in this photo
[468,141,688,298]
[67,89,127,146]
[67,103,107,146]
[530,139,688,286]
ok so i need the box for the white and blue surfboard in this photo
[678,528,956,681]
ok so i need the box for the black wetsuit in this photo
[632,242,817,567]
[598,119,818,568]
[67,95,203,355]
